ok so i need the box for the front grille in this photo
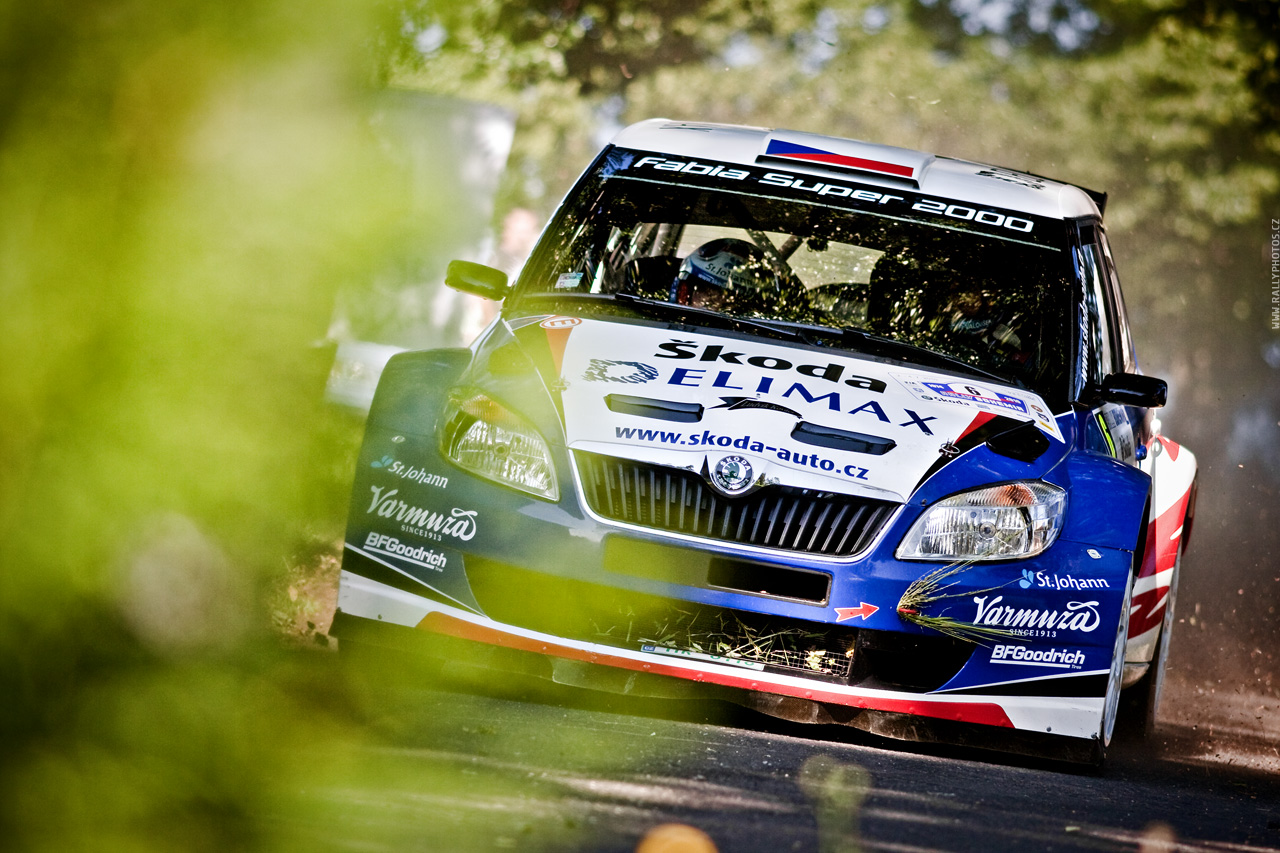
[637,606,856,681]
[464,557,973,691]
[466,557,857,683]
[852,630,976,692]
[575,451,897,557]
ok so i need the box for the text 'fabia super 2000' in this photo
[333,120,1197,766]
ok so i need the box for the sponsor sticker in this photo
[662,369,938,434]
[834,602,879,622]
[348,535,482,613]
[365,485,478,543]
[370,455,449,488]
[363,532,448,572]
[611,425,873,481]
[622,154,1043,238]
[894,373,1062,441]
[642,644,765,671]
[583,359,659,384]
[972,595,1102,638]
[1096,405,1136,461]
[1018,569,1110,592]
[989,644,1086,669]
[540,315,582,329]
[920,381,1028,414]
[655,340,886,393]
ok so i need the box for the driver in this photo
[941,285,1028,366]
[670,238,779,310]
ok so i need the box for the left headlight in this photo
[440,389,559,501]
[896,481,1066,561]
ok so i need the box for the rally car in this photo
[332,119,1198,765]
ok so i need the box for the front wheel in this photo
[1119,548,1182,739]
[1090,573,1133,769]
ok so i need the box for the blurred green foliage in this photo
[0,4,713,849]
[390,0,1279,352]
[0,0,455,849]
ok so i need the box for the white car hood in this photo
[547,316,1063,503]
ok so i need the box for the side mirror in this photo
[1100,372,1167,408]
[445,260,509,301]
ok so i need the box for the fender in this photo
[367,348,473,437]
[1057,453,1151,553]
[340,347,480,612]
[1129,435,1197,640]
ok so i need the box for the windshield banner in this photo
[601,148,1062,248]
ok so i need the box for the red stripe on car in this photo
[417,611,1014,729]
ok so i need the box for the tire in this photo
[1090,572,1133,769]
[1118,548,1182,739]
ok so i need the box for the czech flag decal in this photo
[762,139,916,179]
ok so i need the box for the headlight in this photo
[439,389,559,501]
[896,482,1066,561]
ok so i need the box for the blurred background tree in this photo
[2,0,1278,849]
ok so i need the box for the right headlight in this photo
[896,481,1066,561]
[439,389,559,501]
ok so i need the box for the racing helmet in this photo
[670,238,776,305]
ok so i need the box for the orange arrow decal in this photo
[835,602,879,622]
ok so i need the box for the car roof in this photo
[610,119,1104,221]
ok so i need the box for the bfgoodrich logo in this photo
[363,532,447,572]
[990,644,1085,669]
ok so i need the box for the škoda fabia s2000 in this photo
[333,120,1197,765]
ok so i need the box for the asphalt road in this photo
[294,654,1280,853]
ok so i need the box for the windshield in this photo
[512,147,1074,405]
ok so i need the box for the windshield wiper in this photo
[516,290,799,340]
[763,317,1016,384]
[522,291,807,343]
[517,291,1012,385]
[835,327,1015,385]
[613,293,813,342]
